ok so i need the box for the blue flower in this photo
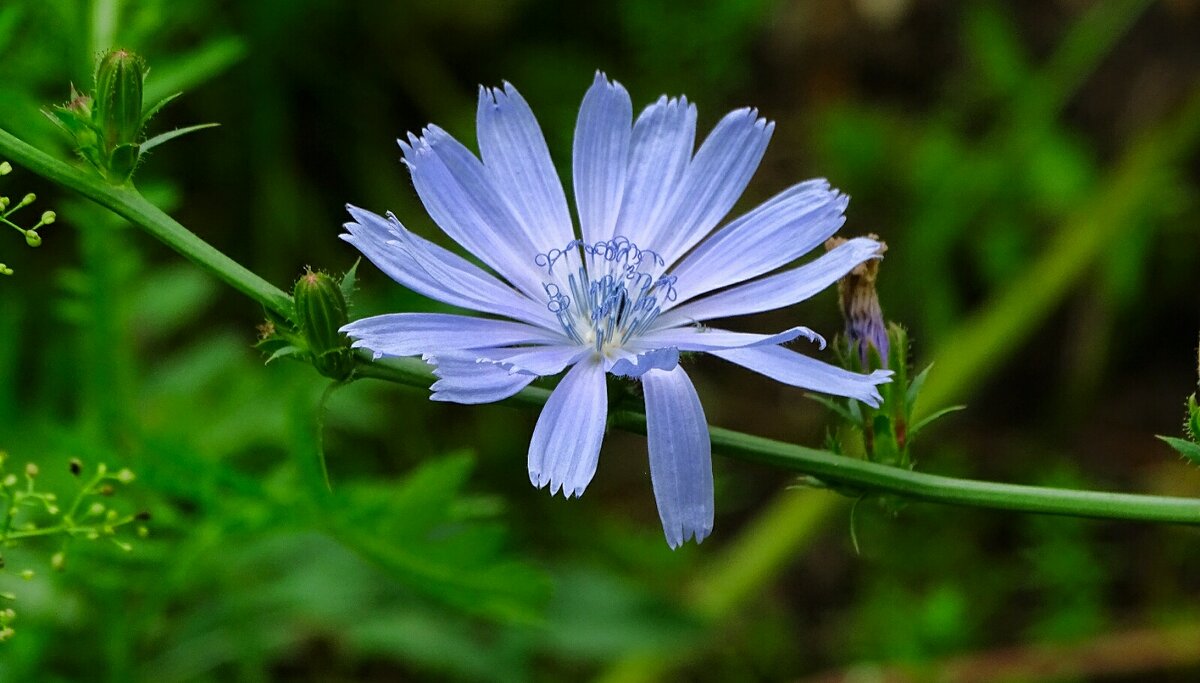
[341,73,892,548]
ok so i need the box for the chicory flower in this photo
[341,73,891,548]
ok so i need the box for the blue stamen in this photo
[535,237,673,353]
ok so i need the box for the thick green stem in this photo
[3,126,1200,530]
[0,128,293,318]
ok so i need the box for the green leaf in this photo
[340,257,361,302]
[805,393,862,426]
[140,123,220,153]
[1158,435,1200,465]
[139,91,182,129]
[265,344,304,364]
[907,363,934,413]
[909,404,967,440]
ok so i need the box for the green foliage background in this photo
[1,0,1199,680]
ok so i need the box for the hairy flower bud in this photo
[94,49,147,149]
[294,269,354,380]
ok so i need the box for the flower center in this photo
[536,237,677,354]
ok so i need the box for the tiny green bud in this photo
[47,506,59,515]
[94,49,147,149]
[50,552,65,572]
[87,502,105,517]
[0,197,9,210]
[137,526,149,538]
[115,468,135,484]
[2,475,17,487]
[19,570,33,581]
[24,231,41,248]
[98,484,114,497]
[40,211,56,225]
[0,627,14,641]
[294,268,354,380]
[23,463,37,478]
[0,264,11,277]
[0,161,10,175]
[20,193,35,206]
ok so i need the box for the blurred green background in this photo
[2,0,1200,681]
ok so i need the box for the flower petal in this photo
[574,72,633,245]
[651,108,774,268]
[399,128,547,299]
[478,82,575,250]
[341,205,554,327]
[665,180,848,307]
[711,345,892,407]
[426,354,537,405]
[635,325,825,353]
[477,344,589,377]
[341,313,565,359]
[643,366,713,549]
[656,237,884,327]
[607,346,680,378]
[528,357,608,498]
[614,96,697,249]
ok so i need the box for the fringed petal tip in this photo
[528,468,589,499]
[477,81,522,107]
[790,327,827,350]
[855,369,895,409]
[665,523,713,550]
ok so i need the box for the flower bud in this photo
[294,269,354,380]
[94,49,147,149]
[826,235,889,369]
[0,161,10,175]
[40,211,56,225]
[1187,394,1199,443]
[50,552,65,572]
[24,232,41,248]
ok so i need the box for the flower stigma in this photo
[536,237,677,357]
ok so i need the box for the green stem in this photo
[0,128,293,318]
[357,357,1200,525]
[3,126,1200,529]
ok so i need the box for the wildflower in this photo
[341,73,891,548]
